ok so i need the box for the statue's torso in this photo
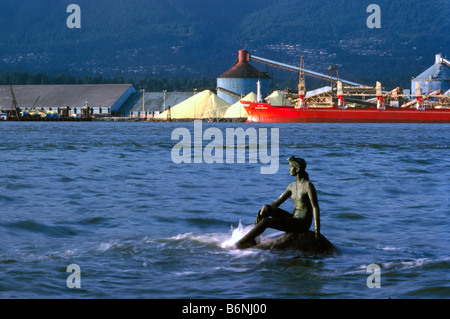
[290,181,313,226]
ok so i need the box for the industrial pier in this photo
[1,50,449,122]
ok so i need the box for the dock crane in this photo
[9,84,21,120]
[297,56,306,108]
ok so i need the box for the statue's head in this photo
[288,156,307,176]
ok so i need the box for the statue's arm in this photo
[308,182,320,235]
[270,186,292,207]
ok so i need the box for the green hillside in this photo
[0,0,448,89]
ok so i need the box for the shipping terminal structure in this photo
[1,50,449,123]
[219,50,450,123]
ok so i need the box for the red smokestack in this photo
[238,49,250,63]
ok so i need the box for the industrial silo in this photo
[411,54,450,95]
[217,49,270,104]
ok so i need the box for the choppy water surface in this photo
[0,122,448,299]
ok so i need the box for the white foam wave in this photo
[163,220,257,251]
[165,220,280,253]
[98,242,118,251]
[173,271,197,276]
[220,220,254,249]
[351,257,438,275]
[382,258,432,270]
[171,231,229,246]
[380,246,402,251]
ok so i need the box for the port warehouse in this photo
[0,84,194,117]
[0,84,135,116]
[0,51,448,119]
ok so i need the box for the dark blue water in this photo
[0,122,448,299]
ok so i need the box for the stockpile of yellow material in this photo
[155,90,230,119]
[267,90,290,106]
[223,92,257,119]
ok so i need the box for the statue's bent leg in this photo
[255,205,291,224]
[236,219,270,249]
[237,217,308,249]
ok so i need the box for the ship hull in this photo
[242,102,450,123]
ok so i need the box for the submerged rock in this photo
[254,231,338,255]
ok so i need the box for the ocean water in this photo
[0,122,448,299]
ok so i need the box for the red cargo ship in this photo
[238,53,450,123]
[241,102,450,123]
